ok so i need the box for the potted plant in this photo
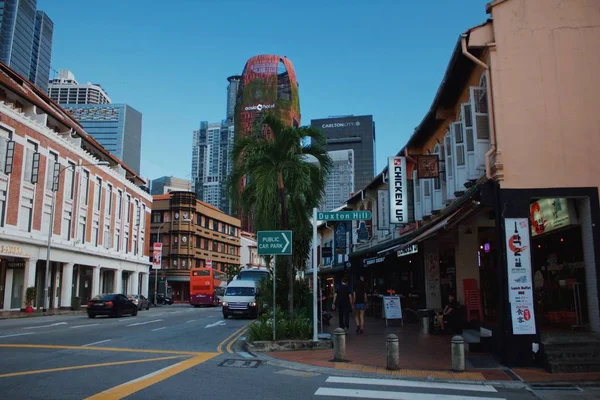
[25,287,36,313]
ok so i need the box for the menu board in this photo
[383,296,403,320]
[505,218,537,335]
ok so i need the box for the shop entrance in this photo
[479,227,500,327]
[532,225,588,331]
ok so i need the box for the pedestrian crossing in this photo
[315,376,507,400]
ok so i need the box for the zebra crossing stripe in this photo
[326,376,498,392]
[315,387,505,400]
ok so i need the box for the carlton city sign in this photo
[321,121,361,129]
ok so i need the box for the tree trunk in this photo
[277,171,294,318]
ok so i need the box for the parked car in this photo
[128,294,150,310]
[87,294,138,318]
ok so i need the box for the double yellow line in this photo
[216,322,253,354]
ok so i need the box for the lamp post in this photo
[43,161,109,312]
[154,221,165,306]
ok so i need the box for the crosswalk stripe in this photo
[326,376,497,393]
[315,387,506,400]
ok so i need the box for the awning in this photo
[165,276,189,282]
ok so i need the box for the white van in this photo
[222,280,259,319]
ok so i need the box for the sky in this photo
[39,0,489,182]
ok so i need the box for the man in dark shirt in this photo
[332,277,352,330]
[353,276,367,334]
[437,293,458,331]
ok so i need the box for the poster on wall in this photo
[505,218,537,335]
[530,198,577,237]
[377,190,390,231]
[426,252,440,302]
[388,156,408,224]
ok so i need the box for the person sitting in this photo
[437,293,458,332]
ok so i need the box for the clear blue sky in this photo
[39,0,489,181]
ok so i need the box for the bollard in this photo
[386,334,400,370]
[420,316,430,335]
[451,335,465,372]
[333,328,347,361]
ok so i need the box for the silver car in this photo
[128,294,150,310]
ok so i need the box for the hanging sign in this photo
[377,190,390,230]
[388,157,408,224]
[505,218,537,335]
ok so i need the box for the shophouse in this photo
[0,62,152,311]
[342,0,600,371]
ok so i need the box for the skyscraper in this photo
[64,104,143,174]
[313,149,355,212]
[0,0,53,91]
[233,54,301,231]
[311,115,376,194]
[150,176,191,195]
[226,75,240,123]
[48,69,111,104]
[191,121,234,214]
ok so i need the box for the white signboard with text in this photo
[388,156,408,224]
[152,243,162,270]
[505,218,537,335]
[383,296,402,320]
[377,190,390,231]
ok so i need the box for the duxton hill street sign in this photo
[257,231,293,256]
[317,211,372,221]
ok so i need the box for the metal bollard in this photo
[420,316,430,335]
[333,328,347,361]
[386,334,400,370]
[451,335,465,372]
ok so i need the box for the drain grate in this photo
[218,359,261,368]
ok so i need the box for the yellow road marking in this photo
[0,344,200,356]
[226,326,249,354]
[216,323,250,353]
[0,355,186,379]
[84,353,219,400]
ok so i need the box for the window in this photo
[93,221,99,246]
[0,190,6,227]
[79,216,86,243]
[42,203,52,235]
[125,232,129,253]
[229,225,236,236]
[152,211,162,223]
[18,197,33,232]
[116,190,122,219]
[212,220,218,231]
[133,235,138,255]
[81,170,90,205]
[195,236,201,248]
[65,162,75,200]
[62,211,71,240]
[141,204,146,228]
[212,241,218,251]
[23,140,37,184]
[126,195,131,223]
[204,218,209,228]
[94,177,102,211]
[45,151,58,191]
[115,229,120,252]
[134,200,139,226]
[0,128,12,175]
[104,224,111,249]
[107,184,113,215]
[196,213,201,225]
[150,233,158,245]
[204,238,209,249]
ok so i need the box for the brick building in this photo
[0,62,152,311]
[150,191,241,302]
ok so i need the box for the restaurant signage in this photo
[505,218,536,335]
[397,244,418,258]
[530,198,577,237]
[363,256,385,267]
[377,190,390,231]
[388,156,408,224]
[416,155,440,179]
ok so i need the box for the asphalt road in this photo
[0,304,589,400]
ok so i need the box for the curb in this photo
[0,310,86,320]
[253,352,530,390]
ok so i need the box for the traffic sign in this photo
[152,243,162,270]
[317,210,372,221]
[257,230,293,256]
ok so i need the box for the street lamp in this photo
[43,161,110,312]
[154,221,165,306]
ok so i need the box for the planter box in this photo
[248,339,333,352]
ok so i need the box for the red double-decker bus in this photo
[189,268,227,307]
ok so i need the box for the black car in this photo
[87,294,138,318]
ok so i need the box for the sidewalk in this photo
[0,309,85,319]
[266,313,600,383]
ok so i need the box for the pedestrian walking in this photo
[353,276,367,334]
[332,277,352,330]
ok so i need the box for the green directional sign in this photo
[257,230,293,256]
[317,210,372,221]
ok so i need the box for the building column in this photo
[52,264,61,309]
[130,271,140,295]
[141,273,149,297]
[60,263,74,309]
[455,226,480,305]
[423,240,441,310]
[92,267,101,298]
[21,258,38,309]
[113,269,122,294]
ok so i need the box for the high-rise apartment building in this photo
[226,75,240,123]
[64,104,142,174]
[150,176,191,195]
[0,0,53,92]
[315,149,355,212]
[311,115,375,195]
[48,69,111,104]
[191,121,234,214]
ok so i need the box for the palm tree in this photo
[228,114,332,317]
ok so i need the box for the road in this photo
[0,304,574,400]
